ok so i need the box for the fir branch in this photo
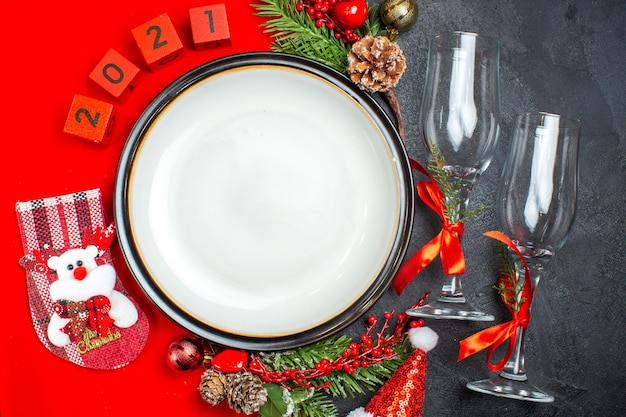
[294,390,338,417]
[323,338,412,398]
[360,4,383,38]
[493,241,527,312]
[260,335,352,371]
[255,312,416,417]
[427,144,484,223]
[254,0,352,72]
[259,336,412,399]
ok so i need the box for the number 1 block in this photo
[131,13,185,71]
[89,49,142,101]
[190,4,231,49]
[63,94,116,146]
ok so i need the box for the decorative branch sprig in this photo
[255,0,352,72]
[249,298,428,417]
[254,1,385,73]
[427,144,483,223]
[493,241,527,313]
[248,310,419,392]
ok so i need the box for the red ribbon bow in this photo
[55,295,115,341]
[393,159,466,295]
[457,231,532,372]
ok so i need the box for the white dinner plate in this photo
[115,53,413,350]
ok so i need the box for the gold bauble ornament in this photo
[380,0,419,32]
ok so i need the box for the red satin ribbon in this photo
[393,159,466,295]
[457,231,532,372]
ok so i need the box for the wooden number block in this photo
[89,49,142,101]
[189,4,231,49]
[63,94,116,146]
[131,13,185,70]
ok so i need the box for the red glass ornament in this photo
[166,335,204,372]
[331,0,368,30]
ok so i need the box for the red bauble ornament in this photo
[166,335,204,372]
[211,348,249,373]
[331,0,368,30]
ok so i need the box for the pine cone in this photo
[199,368,228,405]
[226,371,268,415]
[347,35,406,93]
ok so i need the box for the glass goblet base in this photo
[466,373,555,403]
[406,295,495,321]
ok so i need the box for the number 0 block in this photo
[189,4,231,49]
[63,94,116,146]
[89,49,142,101]
[131,13,185,71]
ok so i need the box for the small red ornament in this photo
[166,335,204,372]
[211,348,249,373]
[331,0,369,30]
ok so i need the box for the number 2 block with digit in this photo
[190,4,231,49]
[89,49,142,101]
[63,94,116,146]
[131,13,185,71]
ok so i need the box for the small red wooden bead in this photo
[189,4,231,49]
[410,318,425,328]
[247,359,264,373]
[63,94,116,146]
[89,49,142,102]
[131,13,185,71]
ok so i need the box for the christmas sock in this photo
[16,188,149,369]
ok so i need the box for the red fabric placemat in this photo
[1,2,270,415]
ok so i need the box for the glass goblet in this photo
[466,112,580,402]
[407,31,500,321]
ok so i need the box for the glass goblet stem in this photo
[408,176,494,321]
[466,258,554,402]
[500,325,527,380]
[439,275,465,299]
[437,177,473,302]
[499,258,544,380]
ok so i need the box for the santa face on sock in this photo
[46,245,138,347]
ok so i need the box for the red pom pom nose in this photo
[73,266,88,280]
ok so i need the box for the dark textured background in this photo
[2,1,623,415]
[337,1,626,416]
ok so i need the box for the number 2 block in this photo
[63,94,116,146]
[131,13,185,71]
[189,4,231,49]
[89,49,142,101]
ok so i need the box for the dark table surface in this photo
[2,1,623,416]
[343,1,625,416]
